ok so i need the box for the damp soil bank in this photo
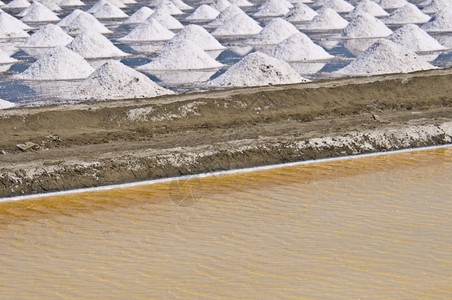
[1,69,452,198]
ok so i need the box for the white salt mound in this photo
[4,0,30,9]
[249,18,299,45]
[210,0,231,12]
[322,0,354,13]
[0,48,17,64]
[0,99,16,109]
[138,39,223,70]
[341,13,392,38]
[284,3,317,22]
[16,46,94,80]
[0,13,29,38]
[67,31,128,59]
[186,4,219,21]
[384,3,430,25]
[254,0,291,17]
[65,11,112,35]
[154,0,184,15]
[387,24,446,52]
[422,0,451,14]
[372,0,408,10]
[171,0,192,11]
[267,32,333,61]
[123,6,153,24]
[208,4,242,27]
[0,11,30,29]
[212,10,262,36]
[59,0,85,7]
[20,1,59,22]
[348,0,388,18]
[21,24,73,47]
[91,1,128,19]
[229,0,253,7]
[422,9,452,32]
[170,24,225,50]
[37,0,62,11]
[336,39,436,76]
[71,60,174,100]
[303,8,348,30]
[209,52,308,87]
[119,18,175,41]
[58,9,83,27]
[147,9,184,30]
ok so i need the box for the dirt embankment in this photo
[1,69,452,198]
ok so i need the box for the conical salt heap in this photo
[171,0,192,11]
[372,0,408,10]
[302,8,348,30]
[65,11,112,35]
[119,18,175,41]
[209,52,308,88]
[71,60,174,100]
[0,12,30,38]
[21,24,73,47]
[254,0,292,17]
[387,24,446,52]
[229,0,253,7]
[284,3,317,22]
[0,99,16,109]
[249,18,299,45]
[123,6,153,24]
[341,13,392,38]
[4,0,30,9]
[212,10,262,36]
[58,8,83,27]
[422,0,451,14]
[208,4,242,27]
[154,0,184,15]
[90,1,128,19]
[20,1,60,22]
[0,48,17,64]
[322,0,354,13]
[138,39,223,70]
[36,0,62,11]
[67,30,128,59]
[186,4,219,21]
[88,0,125,11]
[147,9,184,30]
[336,39,436,76]
[210,0,231,12]
[59,0,85,7]
[348,0,388,18]
[267,32,333,62]
[15,46,94,80]
[384,3,430,25]
[422,9,452,32]
[169,24,225,50]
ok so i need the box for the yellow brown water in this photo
[0,147,451,299]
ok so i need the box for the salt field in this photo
[1,0,452,105]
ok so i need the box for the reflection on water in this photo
[0,147,451,299]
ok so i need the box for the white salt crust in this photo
[341,12,392,39]
[321,0,354,13]
[347,0,388,18]
[185,4,219,21]
[422,9,452,32]
[154,0,184,15]
[71,60,174,100]
[0,13,30,38]
[22,24,73,47]
[229,0,253,7]
[422,0,451,14]
[147,9,184,30]
[302,8,348,30]
[119,18,175,41]
[0,48,17,64]
[254,0,291,17]
[169,24,225,50]
[65,11,112,35]
[171,0,192,11]
[91,1,128,19]
[209,52,308,87]
[384,3,430,25]
[0,99,16,109]
[20,1,60,22]
[249,18,300,45]
[284,3,317,22]
[123,6,154,24]
[58,9,83,27]
[37,0,62,11]
[4,0,30,9]
[211,10,262,36]
[59,0,85,7]
[208,4,242,27]
[67,31,128,59]
[210,0,231,12]
[387,24,446,52]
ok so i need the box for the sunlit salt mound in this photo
[123,6,153,24]
[186,4,219,21]
[284,3,317,22]
[147,9,184,30]
[4,0,30,9]
[341,13,392,39]
[170,24,225,50]
[15,46,94,80]
[422,9,452,32]
[249,18,299,45]
[336,39,436,76]
[267,32,333,62]
[209,52,308,87]
[0,99,16,109]
[65,11,112,35]
[321,0,354,13]
[387,24,446,52]
[0,12,30,38]
[71,60,174,100]
[171,0,192,11]
[137,39,223,70]
[21,24,73,47]
[384,3,430,25]
[90,1,128,19]
[207,4,242,27]
[422,0,451,14]
[210,0,231,12]
[67,31,128,59]
[57,8,83,27]
[211,10,262,37]
[302,8,348,30]
[59,0,85,7]
[20,1,59,22]
[348,0,388,18]
[254,0,292,17]
[154,0,184,16]
[36,0,62,12]
[372,0,408,10]
[229,0,253,7]
[118,18,174,41]
[0,48,17,64]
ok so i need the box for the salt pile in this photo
[21,24,73,47]
[15,46,94,80]
[302,8,348,30]
[186,4,219,21]
[147,9,184,30]
[0,12,30,38]
[0,99,16,109]
[347,0,388,18]
[154,0,184,15]
[123,7,154,24]
[229,0,253,7]
[0,11,30,29]
[336,39,436,76]
[171,0,192,11]
[211,10,262,36]
[71,60,174,100]
[20,1,60,22]
[67,31,128,59]
[341,13,392,39]
[148,0,164,7]
[88,0,125,10]
[209,52,308,87]
[422,0,451,14]
[119,18,175,41]
[422,9,452,32]
[58,8,83,27]
[267,32,333,61]
[59,0,85,7]
[169,25,225,50]
[208,4,242,27]
[210,0,231,12]
[284,3,317,22]
[0,48,17,64]
[372,0,408,10]
[249,18,299,45]
[384,3,430,25]
[387,24,446,52]
[65,11,112,35]
[4,0,30,9]
[322,0,354,13]
[37,0,62,11]
[254,0,291,17]
[138,39,223,70]
[90,1,128,19]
